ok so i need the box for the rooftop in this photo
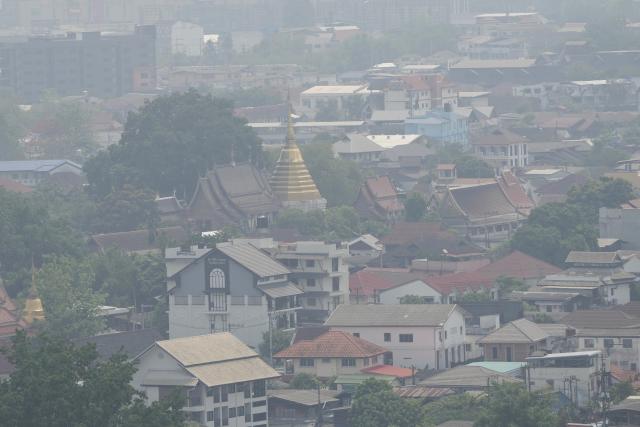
[274,330,388,359]
[325,304,460,327]
[450,58,536,69]
[216,242,290,278]
[301,85,367,95]
[419,365,521,388]
[478,318,549,344]
[0,159,81,173]
[361,364,414,378]
[268,389,340,406]
[565,251,620,265]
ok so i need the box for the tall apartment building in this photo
[268,241,350,324]
[0,26,156,102]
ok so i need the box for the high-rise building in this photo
[0,25,156,102]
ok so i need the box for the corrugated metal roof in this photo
[156,332,257,366]
[565,251,620,264]
[268,389,340,406]
[217,242,290,278]
[187,357,279,387]
[141,370,198,387]
[478,318,548,344]
[258,282,303,298]
[392,386,454,398]
[0,159,81,172]
[325,304,458,327]
[419,366,521,388]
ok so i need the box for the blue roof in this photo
[466,361,526,374]
[0,160,82,173]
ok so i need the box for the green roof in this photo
[466,361,525,374]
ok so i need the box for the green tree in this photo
[457,289,493,303]
[350,378,423,427]
[404,193,427,222]
[91,184,160,233]
[36,256,106,339]
[422,393,481,425]
[84,90,262,199]
[496,276,527,297]
[610,380,634,404]
[567,177,634,222]
[290,373,319,389]
[0,90,27,160]
[301,142,363,206]
[475,383,561,427]
[455,156,494,178]
[0,331,185,427]
[259,329,293,360]
[399,295,431,304]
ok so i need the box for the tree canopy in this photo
[350,378,423,427]
[404,193,428,222]
[0,331,185,427]
[83,90,262,200]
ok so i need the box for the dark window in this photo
[546,305,553,313]
[624,339,633,348]
[300,358,315,367]
[245,403,251,422]
[237,406,245,417]
[332,277,340,291]
[506,347,512,362]
[229,408,236,418]
[604,339,614,348]
[399,334,413,343]
[384,333,391,342]
[253,380,266,397]
[207,411,214,422]
[342,358,356,367]
[214,407,220,427]
[332,257,339,272]
[222,406,228,426]
[244,383,250,398]
[353,332,360,338]
[584,339,595,348]
[307,297,317,306]
[221,384,228,402]
[253,400,267,407]
[305,259,315,268]
[307,278,316,287]
[492,347,498,359]
[253,412,267,422]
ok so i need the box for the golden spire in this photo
[270,100,323,202]
[23,257,44,324]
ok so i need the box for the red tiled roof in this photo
[381,222,486,256]
[475,251,561,279]
[349,269,397,297]
[536,174,588,196]
[274,330,388,359]
[498,171,534,213]
[0,285,17,312]
[471,128,526,146]
[0,177,32,193]
[364,176,404,212]
[423,271,497,295]
[362,364,414,378]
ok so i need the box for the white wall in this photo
[378,280,442,305]
[171,21,204,56]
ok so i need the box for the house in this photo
[155,196,185,225]
[448,58,544,85]
[474,250,561,286]
[470,128,528,171]
[526,351,604,408]
[332,134,386,163]
[405,110,468,145]
[89,226,188,255]
[347,234,384,265]
[268,388,341,426]
[0,177,33,193]
[166,241,301,348]
[510,291,587,315]
[561,309,640,372]
[0,159,83,187]
[348,268,397,304]
[538,273,633,307]
[74,328,164,362]
[325,304,468,370]
[601,205,640,250]
[419,365,521,391]
[353,176,404,222]
[274,330,390,378]
[268,241,349,324]
[131,333,279,427]
[534,173,589,205]
[380,222,486,268]
[477,318,553,362]
[299,85,369,118]
[609,396,640,426]
[187,163,280,232]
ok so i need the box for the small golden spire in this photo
[23,257,44,324]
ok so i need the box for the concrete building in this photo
[600,206,640,250]
[325,304,468,370]
[470,128,528,171]
[0,159,83,187]
[131,333,279,427]
[0,26,156,102]
[526,351,605,408]
[478,318,557,362]
[167,242,302,349]
[157,21,204,63]
[405,110,469,145]
[299,85,369,118]
[274,330,390,378]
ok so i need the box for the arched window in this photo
[209,268,225,289]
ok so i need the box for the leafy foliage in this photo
[290,373,319,389]
[0,331,185,427]
[84,89,262,200]
[404,193,427,222]
[566,177,634,222]
[475,383,561,427]
[610,380,634,404]
[350,378,423,427]
[0,89,28,160]
[91,185,160,233]
[422,393,481,425]
[258,329,293,360]
[399,295,433,304]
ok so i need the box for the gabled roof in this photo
[419,365,521,388]
[445,183,518,220]
[75,328,164,361]
[155,196,183,214]
[565,251,620,265]
[216,242,290,278]
[155,332,257,365]
[325,304,460,327]
[560,309,640,329]
[471,128,527,146]
[274,330,388,359]
[536,173,589,196]
[381,222,486,256]
[355,176,404,220]
[475,251,561,279]
[361,364,414,378]
[0,159,82,173]
[349,268,398,297]
[268,389,340,406]
[497,171,534,213]
[333,134,386,154]
[423,271,497,296]
[478,318,549,344]
[90,226,187,253]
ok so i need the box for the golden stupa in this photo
[269,105,327,210]
[23,265,44,324]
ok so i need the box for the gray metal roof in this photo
[565,251,620,265]
[419,365,521,388]
[325,304,459,327]
[258,282,304,298]
[509,291,582,302]
[478,318,548,344]
[216,242,290,278]
[0,159,81,172]
[268,389,340,406]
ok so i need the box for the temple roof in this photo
[269,108,323,202]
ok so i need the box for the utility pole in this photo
[268,311,273,365]
[316,381,323,426]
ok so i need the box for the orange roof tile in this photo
[274,330,388,359]
[361,364,414,378]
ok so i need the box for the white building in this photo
[131,333,279,427]
[268,241,350,324]
[325,304,468,370]
[526,351,605,408]
[470,128,528,171]
[167,242,302,349]
[299,85,369,118]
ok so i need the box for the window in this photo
[492,347,498,359]
[465,344,471,352]
[221,385,228,402]
[632,363,637,371]
[384,333,391,342]
[546,305,553,313]
[611,288,615,296]
[307,278,316,287]
[624,339,633,348]
[332,257,339,272]
[307,297,317,306]
[253,400,267,407]
[207,411,214,422]
[332,277,340,292]
[214,407,221,427]
[342,358,356,367]
[322,358,331,363]
[300,358,315,367]
[252,380,266,397]
[229,408,236,418]
[604,339,614,348]
[305,260,315,268]
[584,339,595,348]
[364,357,369,366]
[372,355,378,364]
[222,407,228,426]
[245,403,251,422]
[399,334,413,343]
[253,413,267,422]
[237,406,244,417]
[353,332,360,338]
[506,347,512,362]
